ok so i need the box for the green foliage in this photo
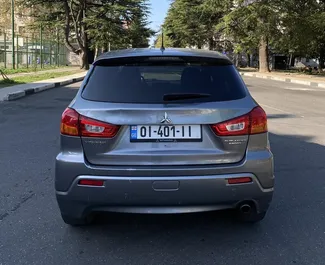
[85,0,154,50]
[127,4,155,48]
[154,32,173,48]
[20,0,154,62]
[163,0,227,49]
[164,0,325,70]
[11,0,325,71]
[220,0,281,51]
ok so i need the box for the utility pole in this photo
[40,25,43,68]
[108,32,111,51]
[11,0,15,69]
[4,32,7,68]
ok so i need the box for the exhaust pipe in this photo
[239,204,251,214]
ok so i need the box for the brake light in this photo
[60,108,120,138]
[210,106,267,136]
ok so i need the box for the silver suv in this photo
[55,48,274,226]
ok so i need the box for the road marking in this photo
[261,104,305,118]
[283,87,325,91]
[260,104,289,114]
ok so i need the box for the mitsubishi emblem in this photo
[160,112,172,124]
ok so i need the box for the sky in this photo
[148,0,171,45]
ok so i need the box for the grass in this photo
[0,65,71,75]
[0,70,83,89]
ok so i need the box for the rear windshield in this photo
[82,57,247,103]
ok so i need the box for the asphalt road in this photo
[1,77,325,265]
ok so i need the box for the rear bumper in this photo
[56,173,273,218]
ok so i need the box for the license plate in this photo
[130,125,202,142]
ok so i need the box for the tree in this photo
[22,0,152,69]
[219,0,282,72]
[164,0,202,48]
[127,4,155,48]
[163,0,226,49]
[86,0,153,52]
[271,0,317,66]
[154,31,173,48]
[309,0,325,71]
[0,0,32,32]
[271,0,325,71]
[164,0,325,72]
[0,0,11,30]
[199,0,232,50]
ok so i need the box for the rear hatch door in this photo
[76,56,254,166]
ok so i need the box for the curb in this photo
[240,72,325,88]
[4,76,85,101]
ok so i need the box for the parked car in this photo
[55,48,274,226]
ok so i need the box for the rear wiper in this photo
[163,93,211,102]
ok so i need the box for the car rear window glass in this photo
[82,57,247,103]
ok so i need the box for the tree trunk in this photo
[81,1,89,70]
[80,50,89,70]
[319,47,325,73]
[232,53,237,67]
[94,46,98,59]
[236,53,241,68]
[247,53,251,67]
[258,35,270,73]
[63,0,89,70]
[208,37,215,51]
[319,57,324,73]
[288,53,293,69]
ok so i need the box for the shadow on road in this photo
[267,113,297,119]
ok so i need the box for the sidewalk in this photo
[0,72,86,101]
[240,71,325,88]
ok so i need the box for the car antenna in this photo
[160,28,165,52]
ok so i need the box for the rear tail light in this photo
[61,108,79,136]
[210,106,267,136]
[60,108,120,138]
[78,179,105,187]
[249,106,268,134]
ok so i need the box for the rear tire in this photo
[61,213,94,226]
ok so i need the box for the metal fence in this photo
[0,28,69,69]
